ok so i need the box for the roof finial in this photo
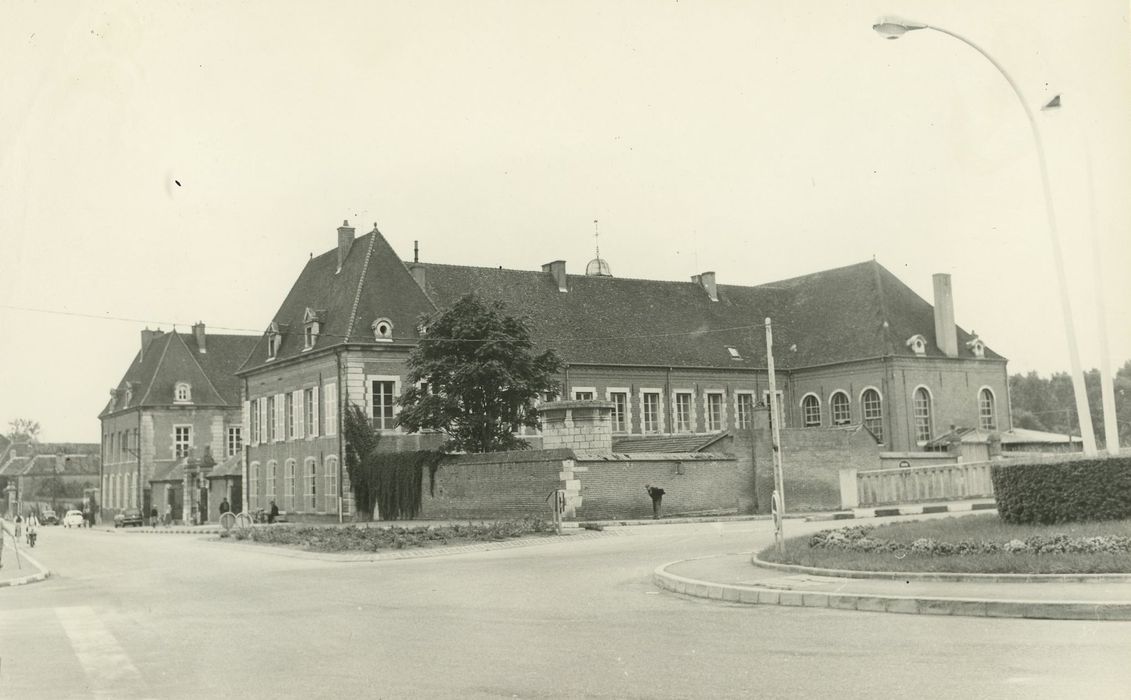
[585,219,612,276]
[594,219,600,260]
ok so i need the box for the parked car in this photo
[114,508,144,528]
[62,510,85,527]
[41,509,58,525]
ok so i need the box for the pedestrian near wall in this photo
[644,484,665,520]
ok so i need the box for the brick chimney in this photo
[192,321,206,353]
[537,400,614,453]
[542,260,568,292]
[336,219,355,274]
[140,328,161,362]
[692,271,718,301]
[932,273,958,357]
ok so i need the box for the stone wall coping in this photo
[444,448,576,465]
[573,451,735,462]
[537,400,615,412]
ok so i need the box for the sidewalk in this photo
[653,553,1131,621]
[0,520,51,587]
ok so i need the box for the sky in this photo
[2,1,1129,442]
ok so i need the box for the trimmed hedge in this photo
[991,456,1131,524]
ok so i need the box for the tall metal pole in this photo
[874,20,1098,455]
[765,318,786,554]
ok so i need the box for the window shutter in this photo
[311,385,320,437]
[294,389,305,439]
[275,393,285,442]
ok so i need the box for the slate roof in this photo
[238,228,435,373]
[611,432,730,453]
[0,443,100,477]
[240,226,1002,374]
[102,330,259,417]
[205,453,242,479]
[22,454,101,477]
[926,426,1083,447]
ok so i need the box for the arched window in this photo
[861,388,884,444]
[830,391,851,425]
[979,388,996,430]
[801,394,821,427]
[284,459,296,510]
[372,318,394,341]
[265,461,277,500]
[305,458,318,511]
[249,462,260,509]
[325,456,339,514]
[174,382,192,403]
[913,387,933,443]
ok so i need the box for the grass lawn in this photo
[221,518,557,553]
[759,514,1131,574]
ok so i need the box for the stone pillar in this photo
[838,468,859,509]
[537,400,614,453]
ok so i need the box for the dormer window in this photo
[966,336,986,359]
[303,308,325,351]
[906,334,927,356]
[372,318,393,342]
[174,382,192,403]
[727,347,742,360]
[266,322,282,360]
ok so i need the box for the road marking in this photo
[55,606,146,698]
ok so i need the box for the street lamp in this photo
[872,16,1098,456]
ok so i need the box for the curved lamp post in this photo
[873,17,1098,456]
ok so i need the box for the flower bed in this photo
[759,515,1131,574]
[223,518,554,553]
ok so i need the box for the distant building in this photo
[99,324,258,523]
[0,439,100,517]
[236,220,1010,520]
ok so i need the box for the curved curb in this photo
[652,557,1131,621]
[0,527,51,588]
[750,555,1131,584]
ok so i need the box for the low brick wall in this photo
[574,454,740,520]
[420,449,573,520]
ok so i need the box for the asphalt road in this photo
[2,518,1130,699]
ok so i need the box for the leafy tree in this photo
[7,418,40,442]
[343,403,380,521]
[1009,362,1131,448]
[397,294,562,453]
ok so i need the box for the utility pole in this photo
[765,318,786,555]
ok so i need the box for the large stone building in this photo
[236,220,1010,520]
[99,324,258,523]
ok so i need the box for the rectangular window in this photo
[275,393,285,442]
[249,463,259,509]
[265,396,275,442]
[737,393,754,429]
[285,392,295,440]
[609,391,628,432]
[324,383,337,436]
[293,389,305,439]
[763,390,786,428]
[304,388,315,437]
[266,462,276,499]
[706,392,724,431]
[642,392,661,433]
[227,427,242,457]
[674,392,693,433]
[285,461,296,510]
[572,387,595,401]
[174,426,192,458]
[371,379,396,430]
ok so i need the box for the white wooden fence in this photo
[840,460,998,508]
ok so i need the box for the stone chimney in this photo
[932,273,958,357]
[336,219,355,274]
[542,260,568,292]
[140,328,161,362]
[537,400,614,453]
[192,321,206,353]
[692,271,718,301]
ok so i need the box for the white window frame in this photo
[606,388,630,433]
[368,375,401,431]
[801,392,822,428]
[735,391,755,430]
[978,386,997,431]
[830,390,851,426]
[284,459,296,510]
[705,391,725,432]
[265,460,277,499]
[227,426,242,457]
[324,382,338,437]
[640,389,663,434]
[860,386,884,444]
[762,390,785,428]
[325,456,338,513]
[173,425,193,459]
[305,457,318,511]
[249,461,260,509]
[572,386,596,401]
[913,385,934,444]
[274,393,285,442]
[258,398,268,444]
[174,382,192,403]
[305,386,319,438]
[672,390,694,433]
[285,392,295,440]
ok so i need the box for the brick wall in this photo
[420,449,572,520]
[572,454,741,519]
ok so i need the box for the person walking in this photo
[14,514,23,541]
[164,503,173,528]
[26,513,38,547]
[644,484,665,520]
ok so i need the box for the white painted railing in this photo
[844,460,999,507]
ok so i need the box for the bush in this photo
[991,456,1131,524]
